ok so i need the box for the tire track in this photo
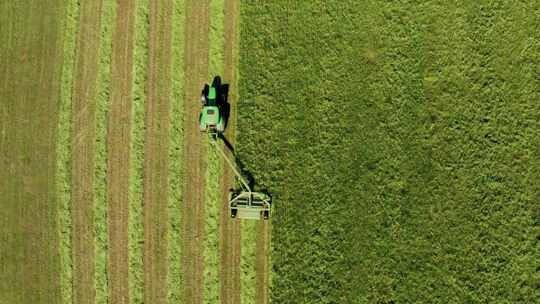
[142,0,173,303]
[181,1,210,303]
[219,1,241,303]
[71,1,104,303]
[106,0,136,303]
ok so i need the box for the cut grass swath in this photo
[95,0,116,302]
[204,0,225,302]
[57,1,79,303]
[167,0,185,302]
[240,220,257,304]
[129,0,149,302]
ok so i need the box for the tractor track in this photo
[143,0,173,303]
[181,1,210,303]
[106,0,136,303]
[70,1,104,304]
[219,1,242,303]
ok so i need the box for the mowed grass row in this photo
[167,0,185,302]
[55,0,143,302]
[240,221,257,303]
[95,1,116,302]
[130,0,149,303]
[128,0,149,304]
[57,0,79,302]
[205,0,225,302]
[240,1,540,303]
[59,0,116,302]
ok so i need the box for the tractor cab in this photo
[199,86,225,137]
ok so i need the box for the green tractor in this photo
[198,79,271,220]
[199,84,225,140]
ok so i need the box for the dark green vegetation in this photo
[240,1,540,303]
[0,1,65,303]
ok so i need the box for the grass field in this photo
[2,0,539,303]
[0,2,64,303]
[2,0,246,303]
[239,1,540,303]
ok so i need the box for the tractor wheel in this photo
[231,209,237,218]
[263,210,269,220]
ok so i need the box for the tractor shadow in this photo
[207,76,231,129]
[218,133,256,190]
[210,76,270,199]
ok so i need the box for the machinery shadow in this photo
[210,76,270,199]
[218,133,256,190]
[210,76,231,129]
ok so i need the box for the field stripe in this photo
[255,222,270,304]
[240,221,257,304]
[70,1,104,303]
[181,1,210,303]
[204,0,225,302]
[0,1,65,303]
[57,1,79,303]
[143,0,173,303]
[106,0,136,303]
[129,0,149,302]
[167,0,186,302]
[95,1,116,302]
[219,0,241,303]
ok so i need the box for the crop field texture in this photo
[1,0,268,304]
[3,1,540,304]
[0,1,64,303]
[239,1,540,303]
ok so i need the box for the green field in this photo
[2,1,540,303]
[0,1,65,303]
[239,1,540,303]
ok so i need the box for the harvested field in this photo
[204,0,225,302]
[3,0,255,303]
[0,2,65,303]
[106,0,136,303]
[255,221,270,304]
[142,0,174,303]
[167,0,186,302]
[181,1,210,304]
[70,1,104,303]
[8,1,537,304]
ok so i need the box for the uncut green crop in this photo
[240,1,540,303]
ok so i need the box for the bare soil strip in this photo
[142,0,173,303]
[106,0,136,303]
[181,1,210,303]
[255,222,270,304]
[71,1,104,304]
[219,0,242,303]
